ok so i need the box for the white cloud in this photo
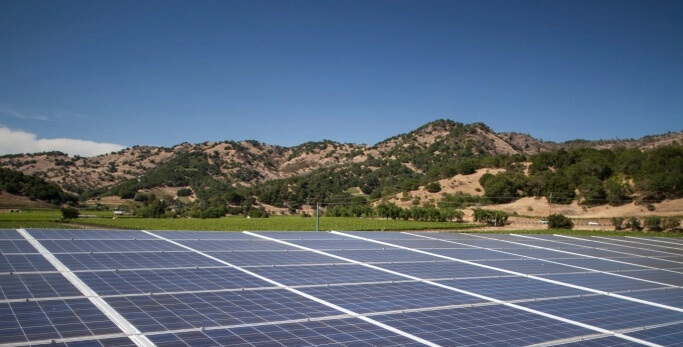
[0,106,50,121]
[0,127,126,157]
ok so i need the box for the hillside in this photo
[1,120,682,217]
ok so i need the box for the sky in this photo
[1,0,682,156]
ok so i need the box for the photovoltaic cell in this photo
[377,261,506,279]
[0,229,21,240]
[613,269,683,286]
[471,259,583,275]
[77,267,272,295]
[173,239,296,252]
[429,248,525,261]
[622,288,683,310]
[325,249,441,263]
[625,322,683,346]
[105,289,340,333]
[0,240,38,254]
[147,318,423,346]
[520,295,683,330]
[56,251,223,271]
[544,258,646,272]
[152,231,258,240]
[38,239,186,253]
[286,239,396,250]
[539,272,668,292]
[613,257,683,269]
[438,276,587,301]
[373,305,594,346]
[210,250,336,266]
[26,337,137,347]
[552,336,643,346]
[27,229,154,240]
[0,273,82,300]
[300,281,485,314]
[253,231,352,240]
[249,264,404,286]
[0,298,121,344]
[0,254,55,272]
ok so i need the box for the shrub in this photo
[611,217,625,230]
[425,182,442,193]
[646,204,656,211]
[472,208,508,227]
[626,217,643,231]
[663,217,681,231]
[644,216,663,231]
[547,214,574,229]
[61,206,80,220]
[248,209,269,218]
[177,188,192,197]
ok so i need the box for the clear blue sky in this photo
[1,0,682,154]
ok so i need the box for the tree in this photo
[177,188,192,197]
[472,208,508,226]
[611,217,625,230]
[547,214,573,229]
[61,206,79,220]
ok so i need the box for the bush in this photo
[547,214,574,229]
[626,217,642,231]
[611,217,625,230]
[177,188,192,197]
[663,217,681,231]
[472,208,508,227]
[61,206,80,220]
[644,216,663,231]
[248,209,269,218]
[425,182,442,193]
[646,204,656,211]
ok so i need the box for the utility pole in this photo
[315,202,319,232]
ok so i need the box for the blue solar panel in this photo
[0,229,21,239]
[377,261,506,279]
[326,249,440,262]
[612,269,683,286]
[520,295,683,330]
[56,251,222,271]
[542,258,646,272]
[438,276,587,301]
[152,230,257,240]
[105,289,340,333]
[300,281,485,313]
[286,239,396,250]
[626,322,683,346]
[148,318,424,346]
[0,240,38,254]
[77,267,272,295]
[0,254,55,272]
[27,229,154,240]
[249,264,404,286]
[0,273,82,300]
[472,259,583,275]
[173,239,296,251]
[373,305,595,345]
[552,336,643,346]
[210,250,336,266]
[614,257,683,269]
[0,298,121,344]
[38,239,186,253]
[253,231,351,240]
[26,337,137,347]
[539,272,669,292]
[623,288,683,309]
[429,248,525,260]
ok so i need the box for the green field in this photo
[1,209,681,237]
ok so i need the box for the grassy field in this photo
[1,209,681,237]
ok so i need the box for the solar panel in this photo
[299,281,485,314]
[0,298,122,344]
[520,295,683,330]
[625,322,683,346]
[77,267,273,296]
[104,289,341,333]
[147,318,424,346]
[27,336,138,347]
[0,254,55,272]
[0,273,83,300]
[372,305,595,346]
[3,228,683,346]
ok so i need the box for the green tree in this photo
[61,206,79,220]
[547,214,573,229]
[626,217,643,231]
[611,217,625,230]
[425,182,442,193]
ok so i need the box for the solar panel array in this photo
[2,229,683,346]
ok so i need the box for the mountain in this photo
[0,120,681,208]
